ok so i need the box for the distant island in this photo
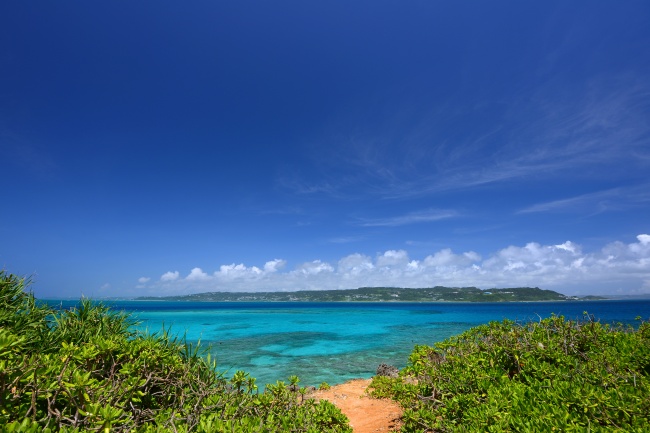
[137,286,604,302]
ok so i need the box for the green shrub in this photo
[0,271,352,432]
[370,314,650,432]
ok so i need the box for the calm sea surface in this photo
[46,300,650,387]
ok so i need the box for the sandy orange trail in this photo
[311,378,402,433]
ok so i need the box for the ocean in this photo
[46,299,650,387]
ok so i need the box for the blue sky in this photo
[2,1,649,298]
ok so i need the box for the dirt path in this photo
[311,379,402,433]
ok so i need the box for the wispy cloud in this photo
[138,234,650,296]
[356,209,459,227]
[257,206,305,216]
[328,236,365,244]
[518,189,621,214]
[518,184,650,215]
[281,75,650,202]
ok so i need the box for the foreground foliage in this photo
[371,314,650,432]
[0,271,351,432]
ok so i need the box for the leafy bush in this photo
[370,314,650,432]
[0,271,351,432]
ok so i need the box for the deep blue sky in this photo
[2,1,649,298]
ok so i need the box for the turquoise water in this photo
[47,300,650,387]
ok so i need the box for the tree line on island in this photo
[138,286,604,302]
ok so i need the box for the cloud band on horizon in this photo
[137,234,650,297]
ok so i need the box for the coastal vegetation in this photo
[0,271,351,432]
[138,286,598,302]
[4,269,647,432]
[370,314,650,432]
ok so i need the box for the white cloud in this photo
[337,254,374,275]
[376,250,409,267]
[554,241,579,254]
[138,277,151,284]
[293,260,334,276]
[422,248,480,267]
[264,259,286,273]
[161,271,180,282]
[217,263,263,279]
[140,235,650,296]
[187,267,209,281]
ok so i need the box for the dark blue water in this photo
[45,300,650,387]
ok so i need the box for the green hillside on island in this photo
[138,286,601,302]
